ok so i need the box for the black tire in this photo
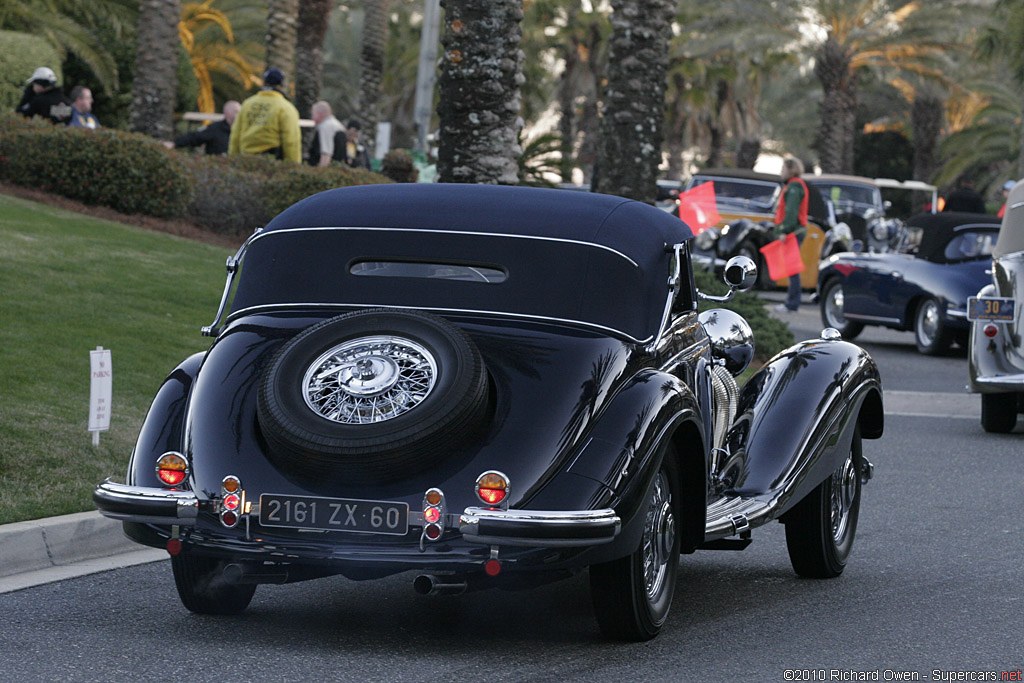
[784,427,862,578]
[914,297,952,356]
[590,456,680,641]
[257,309,489,485]
[171,554,256,615]
[981,393,1018,433]
[819,278,864,340]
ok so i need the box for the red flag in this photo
[678,181,721,234]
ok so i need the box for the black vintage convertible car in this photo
[95,184,883,641]
[818,212,1002,355]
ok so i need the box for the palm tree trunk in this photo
[266,0,298,84]
[359,0,392,153]
[437,0,525,185]
[557,38,580,183]
[129,0,181,139]
[1018,91,1024,178]
[594,0,675,203]
[815,37,856,174]
[295,0,333,124]
[911,88,943,184]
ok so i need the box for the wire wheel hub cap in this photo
[642,473,675,600]
[302,336,437,424]
[830,455,857,544]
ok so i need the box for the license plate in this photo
[259,494,409,535]
[967,297,1016,322]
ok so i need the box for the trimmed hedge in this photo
[0,115,191,218]
[0,113,392,231]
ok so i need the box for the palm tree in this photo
[358,0,391,151]
[294,0,334,122]
[594,0,675,203]
[265,0,298,84]
[179,0,260,113]
[130,0,182,139]
[976,0,1024,176]
[436,0,524,184]
[0,0,136,94]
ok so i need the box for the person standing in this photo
[943,176,986,214]
[228,68,301,163]
[16,67,72,124]
[997,179,1017,218]
[68,86,99,129]
[344,119,372,169]
[307,101,346,166]
[164,101,240,155]
[774,156,809,313]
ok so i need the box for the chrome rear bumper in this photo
[459,507,621,547]
[93,479,199,525]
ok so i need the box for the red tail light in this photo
[984,324,998,338]
[475,471,510,508]
[155,452,188,487]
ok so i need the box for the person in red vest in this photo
[774,156,809,312]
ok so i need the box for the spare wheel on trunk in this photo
[257,309,489,484]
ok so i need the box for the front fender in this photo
[717,218,768,256]
[125,352,205,488]
[722,336,882,519]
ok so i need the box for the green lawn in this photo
[0,193,233,524]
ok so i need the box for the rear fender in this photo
[724,337,882,519]
[543,370,705,562]
[125,352,204,488]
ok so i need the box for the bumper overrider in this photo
[94,480,621,548]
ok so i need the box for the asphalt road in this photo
[2,294,1021,682]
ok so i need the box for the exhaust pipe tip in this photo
[413,574,468,596]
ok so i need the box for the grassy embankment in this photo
[0,193,233,524]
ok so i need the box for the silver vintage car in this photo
[968,180,1024,432]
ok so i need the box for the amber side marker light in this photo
[475,471,509,507]
[155,452,188,487]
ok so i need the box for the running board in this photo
[704,495,773,541]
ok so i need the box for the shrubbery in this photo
[0,115,192,218]
[0,113,391,232]
[0,31,63,113]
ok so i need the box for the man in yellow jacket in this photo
[228,68,301,163]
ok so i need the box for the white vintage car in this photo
[968,180,1024,432]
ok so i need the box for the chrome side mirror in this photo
[700,255,757,303]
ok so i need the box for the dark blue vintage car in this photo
[817,212,1002,355]
[95,184,882,641]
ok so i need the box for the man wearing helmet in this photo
[16,67,73,125]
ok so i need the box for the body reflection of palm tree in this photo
[557,350,626,452]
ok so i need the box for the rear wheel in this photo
[981,393,1018,433]
[171,554,256,615]
[784,427,862,578]
[914,297,952,355]
[820,279,864,340]
[590,457,680,641]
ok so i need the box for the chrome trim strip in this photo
[946,309,967,319]
[647,242,684,353]
[249,226,640,268]
[659,337,711,374]
[94,479,199,525]
[224,303,654,345]
[459,507,621,547]
[844,312,902,324]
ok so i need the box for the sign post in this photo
[89,346,112,446]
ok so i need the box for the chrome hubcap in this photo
[825,285,846,327]
[642,472,675,600]
[917,301,939,345]
[302,336,437,424]
[830,454,857,544]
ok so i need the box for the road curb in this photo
[0,510,142,579]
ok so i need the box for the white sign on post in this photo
[89,346,112,446]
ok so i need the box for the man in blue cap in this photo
[228,68,301,163]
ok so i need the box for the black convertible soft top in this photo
[230,184,694,342]
[905,212,1001,263]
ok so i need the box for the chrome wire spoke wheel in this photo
[641,471,675,601]
[301,336,437,424]
[830,455,858,545]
